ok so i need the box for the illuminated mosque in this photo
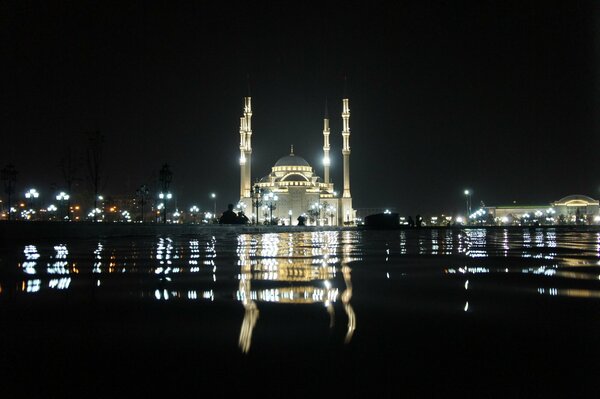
[237,96,356,225]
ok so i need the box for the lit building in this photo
[237,96,356,225]
[485,194,600,225]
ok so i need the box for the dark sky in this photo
[2,1,599,215]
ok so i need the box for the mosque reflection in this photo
[8,231,357,354]
[236,231,356,353]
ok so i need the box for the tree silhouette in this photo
[86,132,105,222]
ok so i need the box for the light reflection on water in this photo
[2,227,600,352]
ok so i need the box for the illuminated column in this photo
[342,98,351,198]
[239,116,247,198]
[239,97,253,199]
[323,112,331,184]
[244,96,252,198]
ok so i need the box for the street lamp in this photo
[464,189,472,218]
[1,164,17,221]
[211,193,217,216]
[263,192,278,225]
[56,192,70,220]
[159,192,172,224]
[25,188,39,199]
[189,205,200,224]
[25,188,40,219]
[252,185,262,225]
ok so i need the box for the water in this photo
[1,227,599,397]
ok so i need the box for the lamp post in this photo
[56,192,70,220]
[158,163,173,223]
[47,204,58,221]
[263,192,278,225]
[210,193,216,217]
[159,192,172,224]
[464,190,471,219]
[252,185,262,225]
[1,164,17,221]
[189,205,200,224]
[25,188,39,220]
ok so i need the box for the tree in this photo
[59,146,81,220]
[86,132,105,222]
[136,185,150,223]
[1,164,17,221]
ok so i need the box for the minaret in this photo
[341,97,351,198]
[322,100,331,184]
[239,96,252,198]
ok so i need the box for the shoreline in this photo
[0,221,598,240]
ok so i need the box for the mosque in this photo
[237,96,355,225]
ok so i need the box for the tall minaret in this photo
[322,100,331,184]
[239,96,252,198]
[341,97,351,198]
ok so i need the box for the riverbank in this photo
[0,221,358,240]
[0,221,598,240]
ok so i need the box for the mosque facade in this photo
[237,96,355,225]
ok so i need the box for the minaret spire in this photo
[341,96,351,198]
[239,95,253,198]
[323,98,331,184]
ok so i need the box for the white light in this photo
[464,190,470,195]
[501,216,509,223]
[455,216,464,223]
[594,215,600,223]
[159,193,164,199]
[323,156,330,166]
[167,193,172,199]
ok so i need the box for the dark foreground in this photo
[1,227,599,397]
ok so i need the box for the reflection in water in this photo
[236,231,356,353]
[5,227,600,354]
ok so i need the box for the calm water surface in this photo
[1,227,599,397]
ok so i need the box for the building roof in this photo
[274,154,310,167]
[554,194,598,206]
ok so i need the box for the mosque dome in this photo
[274,154,310,168]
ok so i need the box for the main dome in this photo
[274,154,310,167]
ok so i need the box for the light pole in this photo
[47,204,58,221]
[159,192,172,224]
[252,185,262,225]
[464,190,471,218]
[263,192,278,225]
[189,205,200,224]
[25,188,39,219]
[211,193,216,217]
[1,164,17,221]
[56,192,70,220]
[288,209,293,226]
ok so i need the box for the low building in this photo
[485,194,600,225]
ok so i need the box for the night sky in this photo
[2,1,599,215]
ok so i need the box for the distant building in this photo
[237,96,355,225]
[485,194,599,224]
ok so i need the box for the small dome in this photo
[274,154,310,167]
[281,173,308,182]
